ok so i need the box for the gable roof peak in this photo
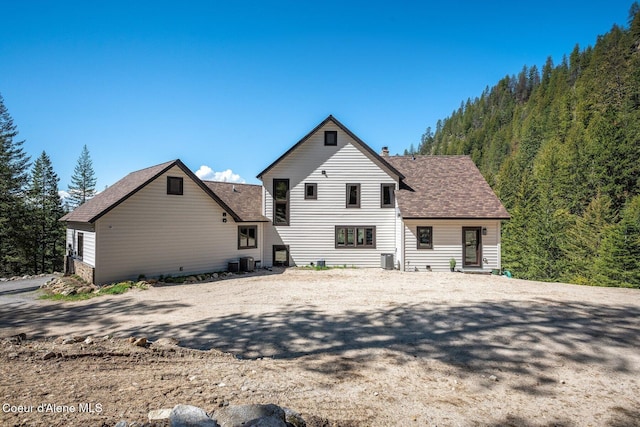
[256,115,404,180]
[60,158,244,224]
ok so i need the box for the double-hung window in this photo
[273,179,290,225]
[238,225,257,249]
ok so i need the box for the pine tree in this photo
[25,151,65,274]
[68,145,97,208]
[594,195,640,287]
[0,94,31,276]
[561,194,614,284]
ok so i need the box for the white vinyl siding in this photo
[93,165,261,284]
[66,222,96,267]
[403,219,502,272]
[262,123,399,267]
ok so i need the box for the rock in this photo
[148,408,172,421]
[6,333,27,344]
[76,286,93,294]
[489,375,498,382]
[114,421,128,427]
[84,336,94,345]
[152,337,180,347]
[283,408,306,427]
[133,337,147,347]
[62,337,76,345]
[128,337,137,343]
[214,404,287,427]
[170,404,217,427]
[43,351,57,360]
[212,273,219,279]
[61,288,76,296]
[8,352,18,359]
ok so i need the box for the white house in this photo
[60,160,267,284]
[257,115,510,271]
[60,115,509,284]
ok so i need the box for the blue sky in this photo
[0,1,634,190]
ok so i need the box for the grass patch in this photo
[39,292,95,301]
[39,279,149,302]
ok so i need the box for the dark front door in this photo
[462,227,482,267]
[272,245,290,267]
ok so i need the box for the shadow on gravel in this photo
[138,298,640,379]
[0,298,189,339]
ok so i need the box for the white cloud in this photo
[195,165,245,183]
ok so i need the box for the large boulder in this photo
[214,404,287,427]
[170,404,218,427]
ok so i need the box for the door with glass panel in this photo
[462,227,481,267]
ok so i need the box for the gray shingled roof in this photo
[60,159,244,224]
[203,181,268,222]
[387,155,510,219]
[60,160,177,223]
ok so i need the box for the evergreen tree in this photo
[0,94,31,276]
[405,4,640,286]
[594,195,640,287]
[561,194,614,284]
[68,144,97,208]
[26,151,65,274]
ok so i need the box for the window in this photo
[273,179,290,225]
[417,226,433,249]
[305,183,317,200]
[167,176,184,195]
[324,130,337,146]
[238,225,258,249]
[381,183,395,208]
[335,226,376,248]
[346,183,360,208]
[77,232,84,259]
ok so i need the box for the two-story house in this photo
[258,115,510,271]
[61,115,509,284]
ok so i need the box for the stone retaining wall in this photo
[71,259,95,284]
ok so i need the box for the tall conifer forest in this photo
[415,5,640,287]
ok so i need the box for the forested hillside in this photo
[414,4,640,287]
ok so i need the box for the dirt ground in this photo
[1,268,639,427]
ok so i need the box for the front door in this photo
[462,227,482,267]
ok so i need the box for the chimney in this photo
[381,146,389,157]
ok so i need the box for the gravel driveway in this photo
[1,268,639,425]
